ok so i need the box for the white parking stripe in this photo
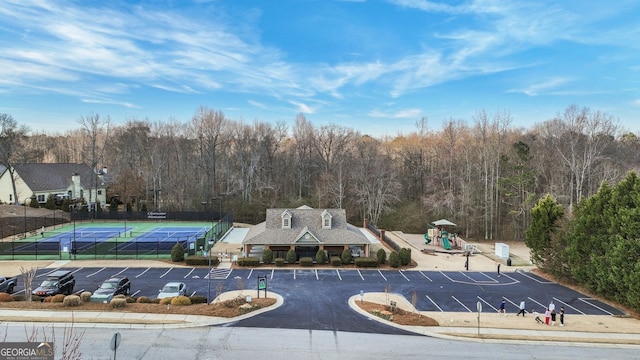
[183,268,195,279]
[135,268,150,278]
[419,271,432,282]
[86,267,106,277]
[553,297,584,315]
[579,298,613,315]
[426,295,443,312]
[111,267,128,276]
[270,269,274,279]
[517,271,553,284]
[378,270,387,281]
[398,271,410,282]
[160,268,172,278]
[477,296,497,312]
[315,269,318,280]
[452,296,472,312]
[336,269,342,281]
[357,270,364,281]
[247,269,254,279]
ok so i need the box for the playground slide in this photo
[441,236,452,250]
[424,233,431,245]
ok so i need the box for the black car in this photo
[32,270,75,297]
[90,277,131,303]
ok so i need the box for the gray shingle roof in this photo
[13,163,94,192]
[243,207,370,246]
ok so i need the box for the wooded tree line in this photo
[1,104,638,241]
[526,173,640,313]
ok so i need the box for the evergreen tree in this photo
[525,194,564,268]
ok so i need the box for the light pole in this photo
[23,196,32,236]
[207,239,214,304]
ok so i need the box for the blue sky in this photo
[1,0,639,137]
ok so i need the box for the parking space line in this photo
[86,267,106,277]
[135,268,150,278]
[579,297,613,315]
[501,273,518,283]
[356,270,364,281]
[528,296,546,310]
[553,297,584,315]
[439,271,454,282]
[477,296,498,312]
[336,269,342,281]
[517,271,553,284]
[160,268,172,278]
[38,268,60,278]
[111,267,128,276]
[270,269,274,279]
[452,296,472,312]
[248,269,254,279]
[398,271,410,282]
[478,272,498,282]
[131,290,141,297]
[315,269,319,280]
[183,268,195,279]
[425,295,443,312]
[378,270,387,281]
[418,271,432,282]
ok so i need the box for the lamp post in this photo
[207,239,214,304]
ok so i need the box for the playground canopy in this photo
[432,219,456,227]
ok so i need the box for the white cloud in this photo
[509,78,572,96]
[368,108,423,118]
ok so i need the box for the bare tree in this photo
[78,113,111,212]
[0,113,30,205]
[20,266,37,302]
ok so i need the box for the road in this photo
[1,325,637,360]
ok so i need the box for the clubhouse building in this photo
[242,205,371,261]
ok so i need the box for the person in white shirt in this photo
[549,301,556,326]
[517,299,526,316]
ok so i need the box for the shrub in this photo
[316,249,326,265]
[376,248,387,265]
[171,243,185,262]
[137,296,152,303]
[171,295,192,306]
[237,257,260,267]
[399,248,411,266]
[43,296,54,303]
[0,293,13,302]
[190,295,208,304]
[80,291,92,302]
[11,294,24,301]
[51,294,65,303]
[262,249,274,264]
[341,249,352,265]
[113,294,126,300]
[223,296,245,308]
[185,255,219,266]
[159,297,173,305]
[63,295,81,307]
[330,256,342,267]
[299,257,313,267]
[355,257,379,268]
[125,296,136,303]
[389,251,400,268]
[110,298,127,309]
[31,295,43,302]
[274,258,285,267]
[285,249,297,264]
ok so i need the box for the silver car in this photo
[157,282,187,299]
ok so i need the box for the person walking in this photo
[498,299,506,315]
[560,306,565,326]
[544,308,551,325]
[497,262,501,277]
[517,299,526,316]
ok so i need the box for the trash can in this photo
[507,258,512,266]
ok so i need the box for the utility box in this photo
[495,243,509,258]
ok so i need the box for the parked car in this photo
[32,270,75,297]
[90,277,131,303]
[0,276,18,293]
[157,282,187,299]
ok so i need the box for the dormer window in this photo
[281,210,292,229]
[321,209,332,229]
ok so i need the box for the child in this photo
[532,309,544,324]
[544,308,551,325]
[498,299,506,315]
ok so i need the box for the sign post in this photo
[110,332,122,360]
[257,275,267,298]
[476,301,482,336]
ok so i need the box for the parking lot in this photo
[20,267,623,319]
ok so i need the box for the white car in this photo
[157,282,187,299]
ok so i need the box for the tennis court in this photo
[0,220,227,260]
